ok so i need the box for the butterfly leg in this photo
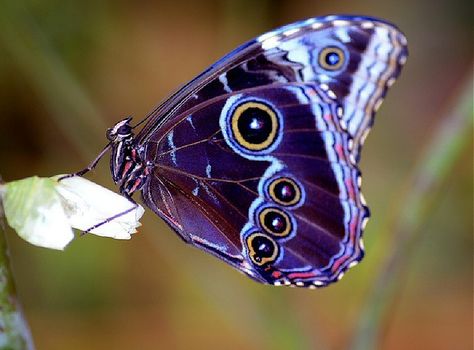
[59,143,112,181]
[82,193,139,234]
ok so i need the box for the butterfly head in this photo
[106,117,134,144]
[106,116,149,194]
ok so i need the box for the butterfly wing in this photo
[138,15,408,287]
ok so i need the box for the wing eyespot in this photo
[267,177,302,207]
[258,207,293,238]
[318,46,345,71]
[230,101,279,151]
[246,232,279,266]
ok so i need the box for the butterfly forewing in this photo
[128,15,408,287]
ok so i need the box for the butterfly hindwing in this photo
[137,15,407,287]
[141,83,364,285]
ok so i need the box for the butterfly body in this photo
[106,15,408,288]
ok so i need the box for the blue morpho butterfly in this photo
[72,15,408,288]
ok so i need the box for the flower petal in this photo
[54,175,144,239]
[2,177,74,250]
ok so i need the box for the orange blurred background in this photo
[0,1,472,349]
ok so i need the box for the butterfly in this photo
[82,15,408,288]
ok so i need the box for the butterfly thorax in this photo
[106,118,152,197]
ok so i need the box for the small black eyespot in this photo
[252,235,274,257]
[246,232,279,266]
[258,207,292,237]
[268,177,302,207]
[264,211,287,233]
[319,46,345,71]
[274,180,297,203]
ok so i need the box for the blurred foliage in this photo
[0,0,472,349]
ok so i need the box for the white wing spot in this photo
[303,18,317,26]
[187,116,196,130]
[219,74,232,93]
[348,261,359,268]
[339,119,348,131]
[359,238,365,250]
[361,21,375,29]
[349,154,357,165]
[167,130,177,165]
[335,28,351,43]
[201,183,217,201]
[336,106,344,118]
[361,194,367,206]
[283,28,301,37]
[261,36,281,50]
[327,90,337,99]
[333,20,350,27]
[362,217,369,230]
[192,179,200,196]
[257,31,276,43]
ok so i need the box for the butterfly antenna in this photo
[132,113,153,130]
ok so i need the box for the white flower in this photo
[0,175,144,250]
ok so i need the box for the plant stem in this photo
[348,69,473,350]
[0,221,35,349]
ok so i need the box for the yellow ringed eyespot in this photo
[246,232,279,266]
[268,177,302,206]
[230,101,279,151]
[319,46,345,71]
[258,207,292,237]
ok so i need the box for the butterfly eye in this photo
[268,177,302,207]
[230,101,279,151]
[246,232,279,266]
[117,125,131,135]
[319,46,345,71]
[258,207,292,237]
[107,119,132,141]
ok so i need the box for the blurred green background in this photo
[0,1,472,349]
